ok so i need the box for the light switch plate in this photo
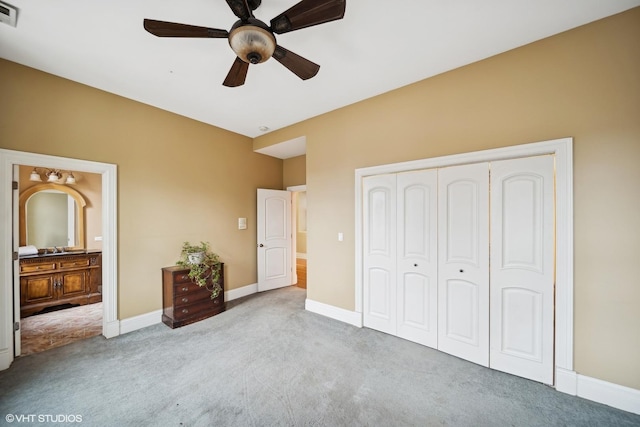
[238,218,247,230]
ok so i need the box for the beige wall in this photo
[19,166,103,251]
[1,60,282,319]
[255,8,640,390]
[283,155,306,188]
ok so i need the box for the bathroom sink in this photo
[37,250,87,257]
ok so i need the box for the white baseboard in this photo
[225,283,258,301]
[577,374,640,415]
[119,309,162,335]
[305,298,363,328]
[556,367,578,395]
[104,320,121,338]
[556,368,639,415]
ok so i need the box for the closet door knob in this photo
[459,269,464,273]
[414,264,418,267]
[258,244,264,247]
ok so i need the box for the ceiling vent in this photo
[0,1,17,27]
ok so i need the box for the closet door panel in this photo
[490,155,554,384]
[396,170,437,348]
[363,174,397,335]
[437,163,489,367]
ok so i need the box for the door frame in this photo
[0,149,119,371]
[354,137,574,388]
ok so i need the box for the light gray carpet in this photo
[1,286,638,426]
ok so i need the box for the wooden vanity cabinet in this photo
[162,265,225,328]
[19,252,102,317]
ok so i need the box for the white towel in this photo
[18,245,38,256]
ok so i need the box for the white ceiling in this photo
[1,0,639,139]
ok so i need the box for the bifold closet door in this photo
[363,174,397,335]
[489,155,554,384]
[437,163,490,367]
[363,170,438,347]
[396,170,438,348]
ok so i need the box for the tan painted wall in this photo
[19,166,103,251]
[255,8,640,390]
[1,60,282,319]
[283,155,306,188]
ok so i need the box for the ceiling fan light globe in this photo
[229,25,276,64]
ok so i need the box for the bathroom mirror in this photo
[19,183,87,250]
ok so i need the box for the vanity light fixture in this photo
[29,168,77,185]
[29,169,42,182]
[47,170,62,183]
[65,172,76,185]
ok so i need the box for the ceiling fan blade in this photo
[272,45,319,80]
[225,0,253,21]
[143,19,229,38]
[223,57,249,87]
[270,0,345,34]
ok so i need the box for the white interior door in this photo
[363,174,397,335]
[396,170,438,348]
[489,155,555,384]
[437,163,489,367]
[257,189,292,292]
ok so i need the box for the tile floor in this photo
[20,303,103,356]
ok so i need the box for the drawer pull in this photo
[182,287,189,292]
[182,309,189,314]
[180,275,189,281]
[181,298,189,303]
[36,266,40,270]
[214,300,219,304]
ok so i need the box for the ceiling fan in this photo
[143,0,346,87]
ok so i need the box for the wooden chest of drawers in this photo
[161,265,225,328]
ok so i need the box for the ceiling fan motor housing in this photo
[229,19,276,64]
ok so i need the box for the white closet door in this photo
[396,170,438,348]
[437,163,490,367]
[490,155,555,384]
[363,174,397,335]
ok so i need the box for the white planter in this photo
[187,252,204,264]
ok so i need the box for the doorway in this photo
[292,187,307,289]
[0,149,118,371]
[17,165,104,355]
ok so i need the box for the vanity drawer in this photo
[59,258,91,269]
[20,262,56,274]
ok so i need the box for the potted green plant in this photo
[176,241,222,299]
